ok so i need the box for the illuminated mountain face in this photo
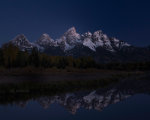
[11,27,130,52]
[8,27,150,62]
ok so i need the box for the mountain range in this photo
[7,27,150,63]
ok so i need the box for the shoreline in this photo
[0,68,143,83]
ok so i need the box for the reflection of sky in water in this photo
[0,94,150,120]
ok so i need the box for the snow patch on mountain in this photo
[82,32,96,51]
[9,27,131,53]
[57,27,81,51]
[10,34,35,51]
[36,33,57,47]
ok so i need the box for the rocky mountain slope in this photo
[7,27,150,62]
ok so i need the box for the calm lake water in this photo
[0,94,150,120]
[0,76,150,120]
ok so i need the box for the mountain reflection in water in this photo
[0,76,150,115]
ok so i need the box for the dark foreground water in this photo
[0,76,150,120]
[0,94,150,120]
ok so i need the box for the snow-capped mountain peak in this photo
[11,34,29,45]
[57,27,81,51]
[63,27,81,42]
[110,37,131,49]
[10,34,35,51]
[8,28,131,53]
[36,33,57,47]
[64,27,77,35]
[40,33,52,40]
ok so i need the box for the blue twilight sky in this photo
[0,0,150,46]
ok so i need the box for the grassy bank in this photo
[0,67,144,76]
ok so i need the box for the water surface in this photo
[0,76,150,120]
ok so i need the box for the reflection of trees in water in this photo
[0,76,150,114]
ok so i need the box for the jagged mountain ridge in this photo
[7,27,150,62]
[36,33,57,48]
[10,34,42,51]
[9,27,130,52]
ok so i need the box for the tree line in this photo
[0,43,150,71]
[0,43,96,69]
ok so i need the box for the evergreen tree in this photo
[16,51,29,67]
[2,43,19,67]
[29,48,40,67]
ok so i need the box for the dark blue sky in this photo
[0,0,149,46]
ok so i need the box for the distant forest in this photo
[0,43,150,71]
